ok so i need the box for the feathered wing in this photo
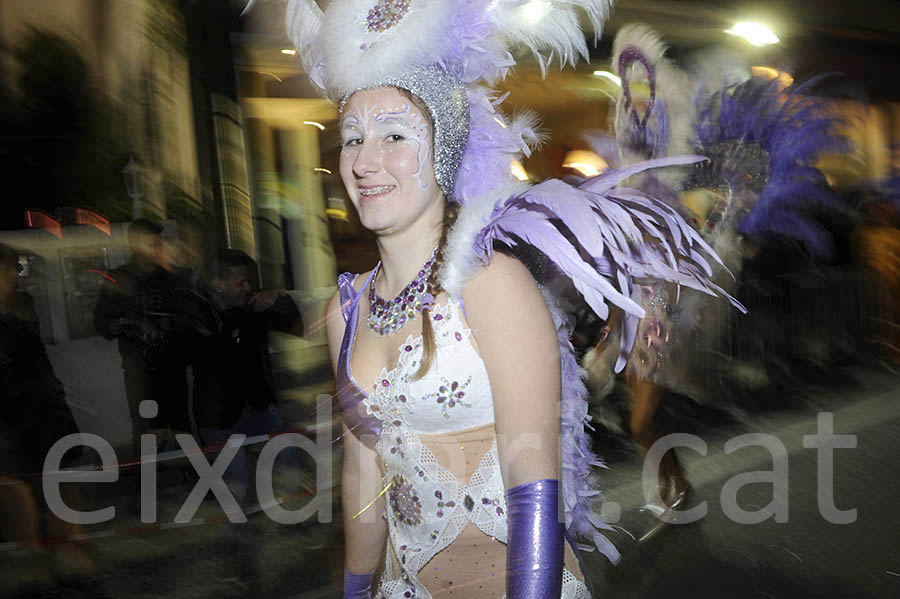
[441,159,745,561]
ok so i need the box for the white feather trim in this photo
[318,0,457,98]
[285,0,325,89]
[439,181,531,297]
[489,0,587,76]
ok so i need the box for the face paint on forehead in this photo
[377,103,432,191]
[375,103,410,120]
[340,93,436,192]
[343,100,426,130]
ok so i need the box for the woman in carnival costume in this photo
[263,1,741,596]
[580,23,850,540]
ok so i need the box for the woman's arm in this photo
[463,253,565,598]
[340,422,388,575]
[325,290,388,587]
[463,253,561,486]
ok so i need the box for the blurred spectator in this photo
[93,218,189,456]
[0,243,94,590]
[171,250,304,588]
[185,249,303,504]
[854,193,900,362]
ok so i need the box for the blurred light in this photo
[521,0,551,24]
[725,22,780,46]
[314,167,332,174]
[562,150,609,177]
[280,48,297,55]
[510,159,531,182]
[493,116,508,129]
[303,120,326,131]
[24,210,62,239]
[327,197,350,221]
[83,269,117,284]
[259,71,283,82]
[592,70,622,86]
[751,66,794,87]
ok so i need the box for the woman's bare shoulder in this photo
[463,252,541,305]
[460,251,554,337]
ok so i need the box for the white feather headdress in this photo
[277,0,614,202]
[283,0,613,98]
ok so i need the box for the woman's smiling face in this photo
[339,86,444,237]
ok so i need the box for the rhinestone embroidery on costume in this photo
[423,375,472,418]
[366,0,411,33]
[388,474,423,526]
[368,248,437,336]
[481,494,505,516]
[433,490,457,518]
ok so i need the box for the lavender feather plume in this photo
[693,75,851,258]
[473,156,745,373]
[454,87,544,203]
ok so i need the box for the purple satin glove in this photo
[344,568,375,599]
[506,478,565,598]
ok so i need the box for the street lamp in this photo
[120,156,144,220]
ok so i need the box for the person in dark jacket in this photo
[188,249,303,504]
[0,243,94,588]
[93,218,189,455]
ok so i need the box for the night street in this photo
[2,365,897,598]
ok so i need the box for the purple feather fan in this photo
[692,75,851,258]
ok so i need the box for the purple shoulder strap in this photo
[335,270,382,448]
[337,272,360,322]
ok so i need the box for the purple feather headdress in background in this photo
[612,23,698,202]
[692,75,851,258]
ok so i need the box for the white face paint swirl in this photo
[339,86,443,237]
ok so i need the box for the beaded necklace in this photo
[368,247,438,336]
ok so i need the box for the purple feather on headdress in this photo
[454,87,543,203]
[440,0,515,85]
[693,75,851,258]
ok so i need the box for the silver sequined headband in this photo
[340,65,469,201]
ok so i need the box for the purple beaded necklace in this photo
[367,247,438,336]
